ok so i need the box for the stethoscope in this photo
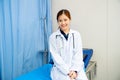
[55,33,75,49]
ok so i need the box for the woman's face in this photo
[57,14,71,32]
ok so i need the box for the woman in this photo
[49,9,88,80]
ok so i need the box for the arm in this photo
[49,35,69,75]
[70,32,84,72]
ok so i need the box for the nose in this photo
[61,21,65,25]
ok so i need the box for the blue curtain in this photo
[0,0,52,80]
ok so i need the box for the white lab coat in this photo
[49,29,88,80]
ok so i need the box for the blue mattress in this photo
[15,64,52,80]
[15,48,93,80]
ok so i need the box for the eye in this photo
[58,19,62,22]
[64,19,67,21]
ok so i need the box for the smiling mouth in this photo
[61,24,67,27]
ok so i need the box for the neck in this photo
[63,28,70,34]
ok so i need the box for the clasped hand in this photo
[68,70,78,80]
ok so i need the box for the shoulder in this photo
[70,29,82,43]
[49,32,56,39]
[70,29,81,37]
[49,30,59,40]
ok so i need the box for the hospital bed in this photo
[15,48,93,80]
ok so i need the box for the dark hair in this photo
[56,9,71,21]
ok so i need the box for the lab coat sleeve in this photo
[49,35,70,75]
[70,32,84,72]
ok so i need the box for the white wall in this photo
[108,0,120,80]
[52,0,120,80]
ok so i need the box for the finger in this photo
[68,71,73,77]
